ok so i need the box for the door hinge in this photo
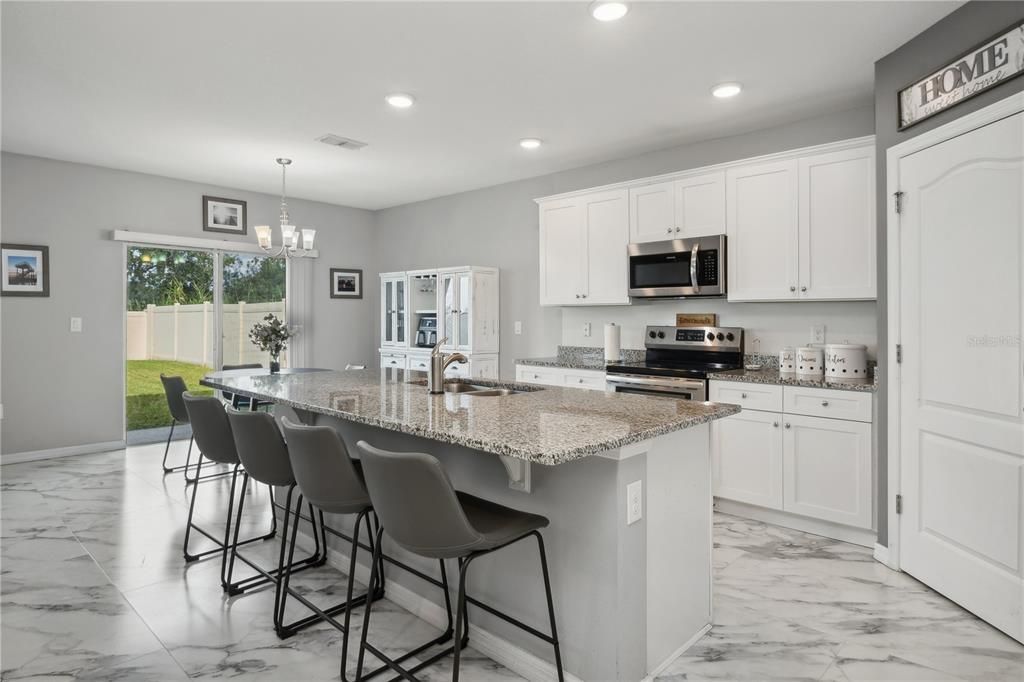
[896,494,903,515]
[894,191,905,214]
[896,344,903,364]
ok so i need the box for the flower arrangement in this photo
[249,313,295,372]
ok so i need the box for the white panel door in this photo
[582,189,630,305]
[897,112,1024,643]
[629,181,676,243]
[712,410,784,510]
[783,414,872,529]
[675,171,726,238]
[726,160,799,301]
[539,199,584,305]
[798,146,876,300]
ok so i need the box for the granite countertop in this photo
[707,367,878,393]
[201,368,740,465]
[516,345,644,371]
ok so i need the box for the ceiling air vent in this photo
[316,134,368,150]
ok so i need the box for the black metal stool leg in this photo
[162,420,176,472]
[452,554,477,682]
[223,470,251,590]
[535,531,564,682]
[182,453,205,561]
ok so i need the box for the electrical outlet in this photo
[514,321,522,335]
[811,324,825,344]
[583,322,592,337]
[626,480,642,525]
[70,317,83,333]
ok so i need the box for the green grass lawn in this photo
[126,360,214,431]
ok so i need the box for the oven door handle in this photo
[690,242,700,294]
[606,375,706,390]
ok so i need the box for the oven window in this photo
[629,253,692,289]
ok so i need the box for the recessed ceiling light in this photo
[519,138,543,150]
[589,1,628,21]
[712,82,742,98]
[385,93,415,109]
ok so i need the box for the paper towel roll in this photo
[604,323,621,362]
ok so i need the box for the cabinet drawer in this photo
[407,355,430,372]
[562,370,607,391]
[516,365,563,386]
[784,386,872,422]
[380,353,407,370]
[445,361,470,378]
[709,381,783,412]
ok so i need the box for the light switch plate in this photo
[514,321,522,335]
[70,317,83,333]
[583,322,592,338]
[626,480,642,525]
[811,324,825,344]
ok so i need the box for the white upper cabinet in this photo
[539,189,629,306]
[629,171,726,243]
[726,159,800,301]
[438,267,499,353]
[798,146,876,300]
[380,272,409,347]
[538,137,876,305]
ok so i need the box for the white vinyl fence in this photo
[127,300,287,367]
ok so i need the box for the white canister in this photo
[778,347,796,374]
[825,343,868,379]
[796,346,824,377]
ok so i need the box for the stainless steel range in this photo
[605,325,744,401]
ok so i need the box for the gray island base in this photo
[201,368,740,681]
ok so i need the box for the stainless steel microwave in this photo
[627,235,726,298]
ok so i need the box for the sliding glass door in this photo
[221,252,288,369]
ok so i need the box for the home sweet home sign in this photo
[898,20,1024,130]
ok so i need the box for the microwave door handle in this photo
[690,243,700,294]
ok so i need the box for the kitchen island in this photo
[201,368,740,681]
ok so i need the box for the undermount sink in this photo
[407,378,526,396]
[460,388,518,397]
[443,382,489,393]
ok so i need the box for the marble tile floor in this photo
[1,441,1021,681]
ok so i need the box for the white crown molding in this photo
[534,135,876,204]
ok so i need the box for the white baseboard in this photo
[873,542,898,570]
[643,623,711,681]
[714,498,876,548]
[1,439,125,466]
[296,529,581,682]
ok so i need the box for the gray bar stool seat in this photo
[159,374,196,476]
[281,418,458,681]
[354,441,563,682]
[181,393,276,573]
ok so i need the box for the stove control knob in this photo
[716,332,725,341]
[725,332,735,342]
[706,332,715,341]
[657,331,666,339]
[649,330,657,339]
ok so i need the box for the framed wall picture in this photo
[330,268,363,299]
[202,195,247,235]
[1,243,49,297]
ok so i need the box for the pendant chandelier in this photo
[254,158,316,258]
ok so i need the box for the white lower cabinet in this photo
[710,380,873,535]
[380,352,407,370]
[515,364,606,391]
[397,351,498,379]
[782,414,872,529]
[712,409,784,509]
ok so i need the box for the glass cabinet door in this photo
[440,273,456,348]
[383,280,395,344]
[457,272,471,348]
[395,279,406,344]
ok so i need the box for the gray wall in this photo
[373,104,876,379]
[0,152,377,456]
[873,1,1024,546]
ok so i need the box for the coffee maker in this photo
[415,314,437,348]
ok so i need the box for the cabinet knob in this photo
[821,400,829,407]
[578,378,585,384]
[773,421,779,428]
[575,294,580,299]
[581,294,587,299]
[801,286,807,292]
[533,374,540,379]
[666,227,672,234]
[741,393,747,399]
[790,286,796,292]
[785,423,791,429]
[675,226,680,233]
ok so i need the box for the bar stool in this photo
[224,408,360,638]
[354,441,564,682]
[280,418,456,680]
[181,393,276,574]
[221,363,263,409]
[159,374,195,475]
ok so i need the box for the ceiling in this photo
[2,1,959,210]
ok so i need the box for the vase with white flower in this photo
[248,313,295,374]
